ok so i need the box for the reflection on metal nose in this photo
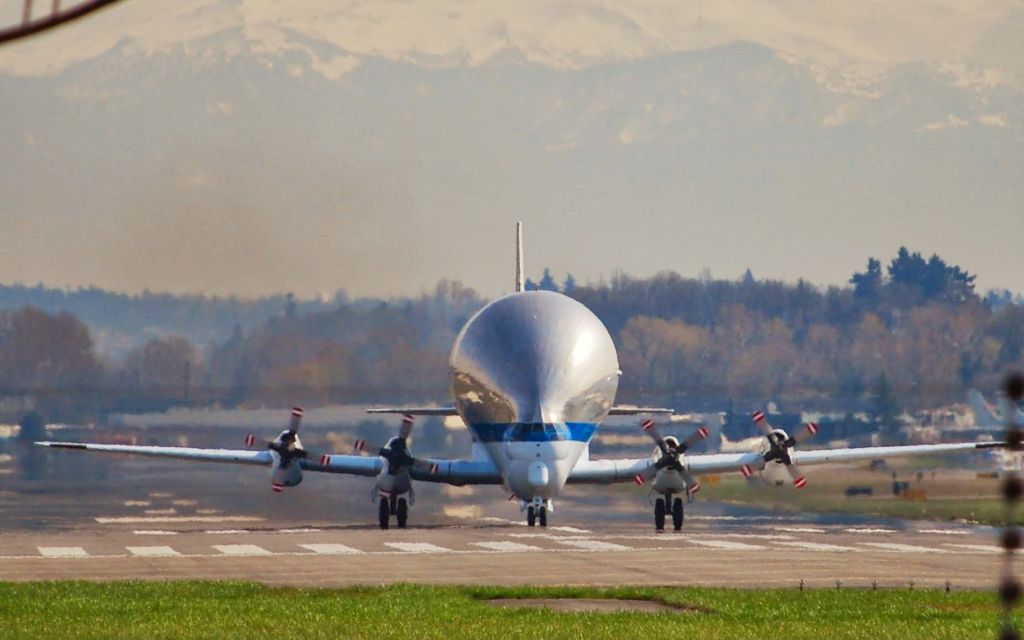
[527,461,550,487]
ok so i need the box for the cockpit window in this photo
[504,423,569,442]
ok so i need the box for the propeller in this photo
[352,413,439,476]
[751,410,819,488]
[634,419,708,494]
[243,407,332,492]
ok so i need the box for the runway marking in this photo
[133,530,177,535]
[171,500,198,507]
[299,543,361,555]
[148,492,173,498]
[556,540,631,552]
[38,546,88,558]
[918,529,971,536]
[860,542,947,553]
[95,516,264,524]
[205,530,248,535]
[548,526,592,533]
[144,508,177,515]
[472,541,543,553]
[123,500,151,507]
[385,542,451,553]
[279,528,323,534]
[773,541,860,553]
[213,544,272,556]
[775,527,826,534]
[685,539,766,551]
[845,528,897,535]
[127,546,180,557]
[507,533,590,540]
[943,544,1002,554]
[196,509,221,515]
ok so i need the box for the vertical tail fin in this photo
[515,221,524,293]
[967,389,1001,428]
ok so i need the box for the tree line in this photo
[1,248,1021,421]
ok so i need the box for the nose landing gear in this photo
[522,497,552,527]
[654,493,684,531]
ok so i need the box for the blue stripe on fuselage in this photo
[470,422,598,443]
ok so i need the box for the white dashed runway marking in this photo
[205,530,248,535]
[774,541,860,552]
[918,529,971,536]
[127,546,180,557]
[299,543,362,555]
[556,540,631,551]
[685,539,766,551]
[775,527,826,534]
[96,516,263,524]
[472,541,543,552]
[845,528,896,535]
[280,528,323,534]
[943,544,1002,554]
[860,542,946,553]
[213,544,272,556]
[385,542,451,553]
[38,546,88,558]
[133,530,177,535]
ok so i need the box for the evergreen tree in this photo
[538,268,559,292]
[563,273,577,293]
[850,258,883,302]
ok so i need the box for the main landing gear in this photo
[378,494,409,530]
[523,497,552,527]
[654,494,684,531]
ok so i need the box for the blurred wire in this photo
[0,0,126,45]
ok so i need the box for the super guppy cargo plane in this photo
[38,224,1002,530]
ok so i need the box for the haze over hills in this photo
[0,0,1021,298]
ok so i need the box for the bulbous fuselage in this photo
[449,291,619,499]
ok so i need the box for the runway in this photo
[0,512,1008,588]
[1,450,1012,589]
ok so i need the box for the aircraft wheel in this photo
[672,497,684,531]
[654,497,666,531]
[539,506,547,527]
[378,498,390,530]
[527,506,536,527]
[396,497,408,529]
[389,494,398,516]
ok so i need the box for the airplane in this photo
[968,388,1024,429]
[37,223,1003,531]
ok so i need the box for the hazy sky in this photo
[0,1,1021,299]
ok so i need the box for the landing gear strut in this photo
[524,498,551,527]
[654,493,685,531]
[378,497,390,530]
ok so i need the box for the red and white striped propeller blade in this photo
[786,464,808,489]
[633,465,659,486]
[399,413,415,440]
[791,422,820,444]
[640,418,668,453]
[288,407,304,433]
[751,410,773,435]
[353,438,367,454]
[679,425,710,452]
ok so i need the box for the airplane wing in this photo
[607,406,674,415]
[569,441,1002,484]
[366,406,673,417]
[366,407,458,416]
[35,441,502,485]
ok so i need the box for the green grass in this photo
[0,582,1010,639]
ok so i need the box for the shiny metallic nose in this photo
[527,461,550,487]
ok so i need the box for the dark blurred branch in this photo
[0,0,126,46]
